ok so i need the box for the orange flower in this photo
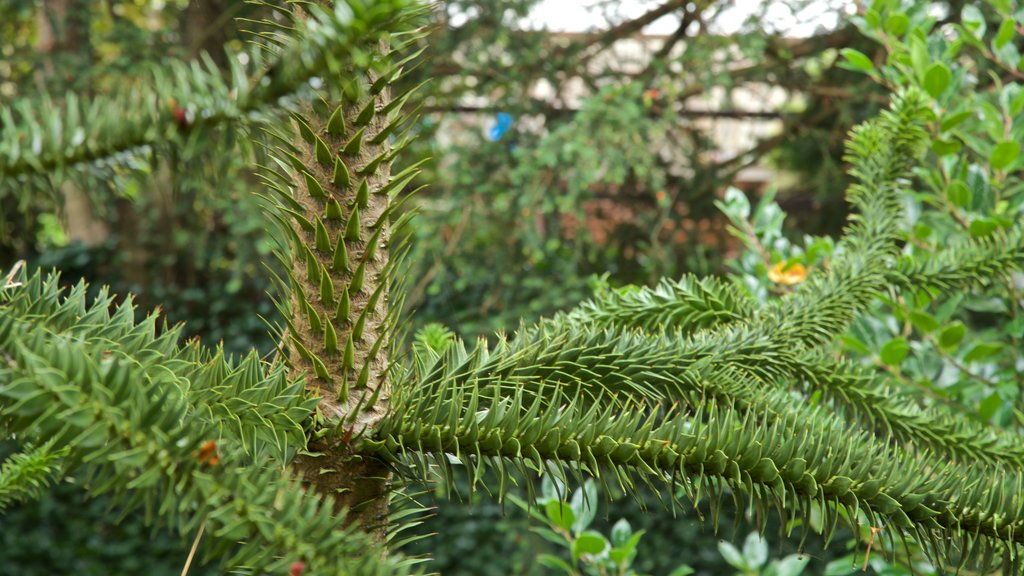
[195,440,220,466]
[768,261,807,285]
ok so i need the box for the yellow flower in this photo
[768,261,807,285]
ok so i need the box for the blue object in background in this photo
[487,112,513,141]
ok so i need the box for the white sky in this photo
[524,0,855,37]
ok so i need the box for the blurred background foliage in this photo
[0,0,1005,574]
[397,0,891,337]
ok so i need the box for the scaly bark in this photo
[287,32,396,543]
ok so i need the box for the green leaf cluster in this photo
[1,1,1024,574]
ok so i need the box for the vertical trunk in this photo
[36,0,108,248]
[35,0,91,82]
[286,32,396,544]
[178,0,235,66]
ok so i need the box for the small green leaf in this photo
[864,8,881,29]
[823,555,859,576]
[335,287,350,323]
[324,318,339,355]
[743,532,768,569]
[544,501,574,532]
[537,554,574,574]
[292,114,316,144]
[333,157,351,188]
[880,337,910,366]
[355,179,370,209]
[319,272,334,305]
[840,334,870,355]
[314,218,331,252]
[995,17,1016,48]
[940,109,974,132]
[839,48,874,73]
[924,63,951,98]
[607,547,631,565]
[932,138,961,156]
[750,457,780,483]
[332,235,350,273]
[718,540,746,569]
[305,248,321,285]
[357,151,387,176]
[572,532,607,560]
[979,391,1004,420]
[969,217,999,237]
[352,308,367,341]
[344,204,362,242]
[964,342,1004,362]
[962,5,987,38]
[315,136,333,166]
[570,481,598,535]
[1011,87,1024,116]
[946,180,972,208]
[355,360,370,390]
[610,519,632,547]
[909,311,939,333]
[369,72,392,95]
[342,126,366,156]
[910,37,930,81]
[303,172,325,199]
[325,196,343,221]
[991,0,1013,14]
[350,261,365,293]
[990,140,1020,170]
[355,99,376,126]
[326,104,346,135]
[773,554,811,576]
[939,322,966,348]
[342,334,354,371]
[884,13,909,36]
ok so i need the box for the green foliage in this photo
[402,2,879,339]
[837,0,1024,432]
[0,468,220,576]
[511,478,696,576]
[717,532,808,576]
[380,86,1024,573]
[2,1,1024,575]
[0,439,68,511]
[0,266,409,574]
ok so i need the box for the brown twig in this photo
[180,522,206,576]
[2,260,25,290]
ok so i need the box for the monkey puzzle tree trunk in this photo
[285,31,396,542]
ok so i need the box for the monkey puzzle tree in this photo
[1,1,1024,575]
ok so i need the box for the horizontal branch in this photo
[0,295,408,575]
[1,268,315,462]
[891,224,1024,294]
[375,89,1024,570]
[423,103,792,120]
[792,356,1024,466]
[0,440,68,511]
[0,2,409,181]
[378,371,1024,572]
[564,274,752,334]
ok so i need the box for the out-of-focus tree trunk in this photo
[179,0,236,66]
[36,0,108,248]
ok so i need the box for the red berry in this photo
[171,106,190,130]
[289,561,306,576]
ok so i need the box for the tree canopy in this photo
[1,1,1024,575]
